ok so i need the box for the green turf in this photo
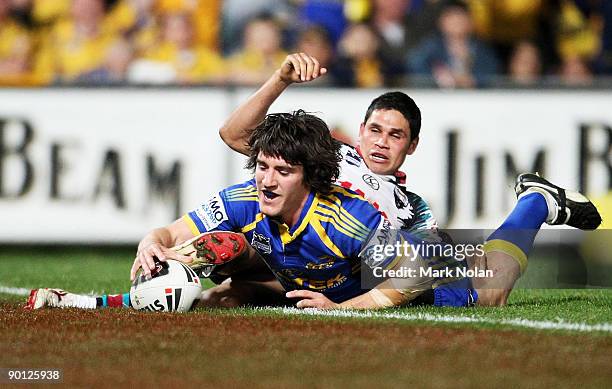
[1,247,611,333]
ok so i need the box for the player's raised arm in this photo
[219,53,328,155]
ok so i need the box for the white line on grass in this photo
[3,284,609,333]
[0,285,102,297]
[276,307,612,333]
[0,285,32,296]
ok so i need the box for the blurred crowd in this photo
[1,0,611,88]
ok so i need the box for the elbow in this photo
[219,125,237,149]
[219,124,230,143]
[219,125,249,155]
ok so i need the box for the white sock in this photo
[59,293,97,309]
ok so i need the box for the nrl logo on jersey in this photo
[251,232,272,254]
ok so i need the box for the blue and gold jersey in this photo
[184,179,386,302]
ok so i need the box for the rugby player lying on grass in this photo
[29,110,436,309]
[212,52,603,307]
[27,108,601,310]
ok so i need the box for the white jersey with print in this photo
[335,144,438,236]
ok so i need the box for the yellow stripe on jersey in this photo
[330,185,368,200]
[182,214,201,236]
[226,186,257,195]
[310,217,346,258]
[225,186,258,202]
[225,196,258,202]
[325,195,371,232]
[278,196,320,245]
[314,213,368,241]
[315,204,369,238]
[240,212,265,233]
[317,196,370,236]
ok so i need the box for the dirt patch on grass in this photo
[1,303,610,388]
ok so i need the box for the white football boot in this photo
[25,288,96,310]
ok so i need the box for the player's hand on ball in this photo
[278,53,327,84]
[286,290,339,309]
[130,243,193,281]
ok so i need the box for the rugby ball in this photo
[130,259,202,312]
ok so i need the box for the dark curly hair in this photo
[245,110,342,194]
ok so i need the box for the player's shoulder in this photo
[321,184,381,221]
[220,178,258,204]
[187,179,262,234]
[314,185,383,248]
[218,178,261,225]
[401,188,432,211]
[338,143,365,168]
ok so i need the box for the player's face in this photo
[358,109,418,175]
[255,152,310,227]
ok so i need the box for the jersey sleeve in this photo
[359,217,402,270]
[182,179,258,236]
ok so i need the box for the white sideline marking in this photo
[2,285,609,333]
[275,307,612,333]
[0,285,101,297]
[0,285,31,296]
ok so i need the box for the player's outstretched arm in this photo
[219,53,328,155]
[130,218,195,280]
[286,287,411,310]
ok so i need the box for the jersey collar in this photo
[274,191,318,245]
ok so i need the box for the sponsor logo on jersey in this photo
[251,232,272,254]
[196,194,228,230]
[362,174,380,190]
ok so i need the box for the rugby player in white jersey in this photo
[216,53,602,308]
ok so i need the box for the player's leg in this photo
[25,288,101,310]
[474,173,602,306]
[468,251,520,306]
[430,173,601,307]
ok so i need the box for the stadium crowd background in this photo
[0,0,611,88]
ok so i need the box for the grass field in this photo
[1,246,611,388]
